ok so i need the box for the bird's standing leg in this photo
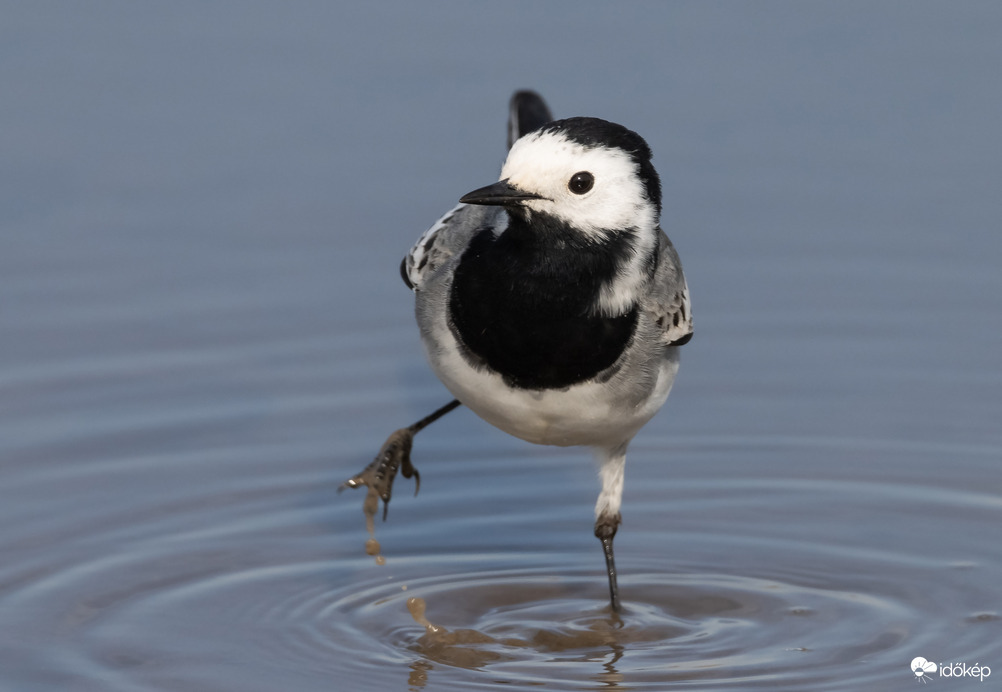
[594,443,629,611]
[340,399,461,521]
[595,512,623,612]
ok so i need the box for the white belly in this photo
[425,337,679,448]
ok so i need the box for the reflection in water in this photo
[594,643,627,691]
[370,564,934,689]
[407,595,509,670]
[407,659,433,690]
[405,592,632,689]
[316,512,1002,690]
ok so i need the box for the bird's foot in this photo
[339,427,420,525]
[338,401,459,565]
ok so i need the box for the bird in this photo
[342,91,693,612]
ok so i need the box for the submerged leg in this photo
[340,399,461,520]
[594,444,628,611]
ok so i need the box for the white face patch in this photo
[500,129,660,315]
[500,130,658,238]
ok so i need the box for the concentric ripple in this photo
[2,426,1001,690]
[320,559,920,689]
[1,314,1000,690]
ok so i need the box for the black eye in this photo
[568,171,594,195]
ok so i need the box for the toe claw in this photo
[341,427,418,521]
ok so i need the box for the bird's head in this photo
[460,117,661,240]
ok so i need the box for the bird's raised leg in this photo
[339,399,461,521]
[594,443,628,611]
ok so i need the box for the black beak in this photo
[459,179,544,206]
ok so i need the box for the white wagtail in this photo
[343,91,693,611]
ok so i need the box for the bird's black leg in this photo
[595,512,622,612]
[339,399,461,520]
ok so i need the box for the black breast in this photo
[448,214,638,390]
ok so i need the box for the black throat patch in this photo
[449,212,639,390]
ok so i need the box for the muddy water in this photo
[3,3,1001,691]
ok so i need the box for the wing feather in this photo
[403,91,552,291]
[643,229,693,346]
[401,204,503,290]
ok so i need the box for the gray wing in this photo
[644,229,693,346]
[402,90,553,291]
[401,203,503,290]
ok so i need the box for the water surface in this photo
[2,3,1001,690]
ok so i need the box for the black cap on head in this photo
[539,117,662,215]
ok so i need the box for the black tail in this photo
[507,90,553,150]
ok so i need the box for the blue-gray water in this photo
[2,3,1001,690]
